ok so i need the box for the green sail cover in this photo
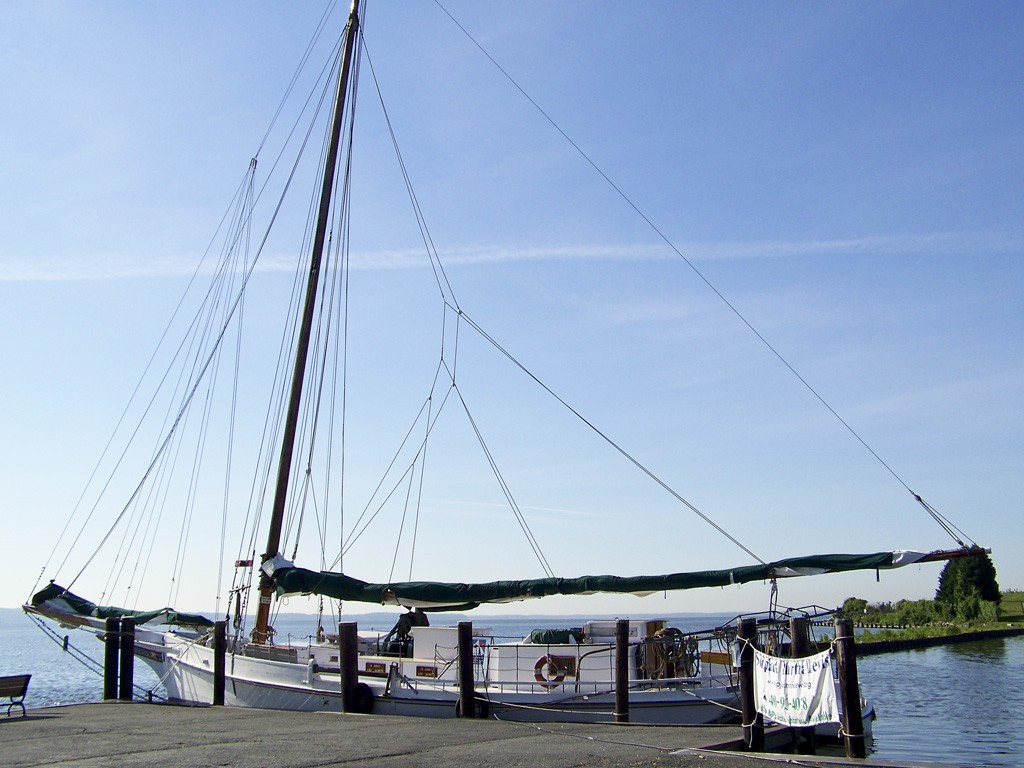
[31,583,214,628]
[270,551,917,611]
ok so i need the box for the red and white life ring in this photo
[533,655,565,689]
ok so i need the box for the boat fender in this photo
[354,682,374,714]
[533,655,565,689]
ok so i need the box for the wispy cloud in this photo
[3,231,1020,282]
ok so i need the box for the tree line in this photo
[839,552,1004,627]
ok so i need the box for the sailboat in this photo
[25,0,985,724]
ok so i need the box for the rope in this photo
[453,382,555,577]
[432,0,976,548]
[27,614,167,703]
[460,310,765,564]
[361,37,459,310]
[488,709,697,755]
[675,746,826,766]
[30,615,104,676]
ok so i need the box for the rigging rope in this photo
[458,309,766,565]
[362,22,749,573]
[61,38,350,594]
[361,36,459,311]
[453,381,556,578]
[433,2,975,549]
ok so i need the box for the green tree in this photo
[840,597,868,618]
[894,599,938,626]
[936,553,1001,605]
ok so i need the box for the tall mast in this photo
[254,0,361,645]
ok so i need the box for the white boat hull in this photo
[139,632,738,725]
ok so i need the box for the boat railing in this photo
[368,618,833,694]
[473,629,741,694]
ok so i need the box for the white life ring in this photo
[533,655,565,689]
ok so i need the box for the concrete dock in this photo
[1,702,960,768]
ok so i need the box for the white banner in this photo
[752,647,840,727]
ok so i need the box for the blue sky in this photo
[1,1,1021,617]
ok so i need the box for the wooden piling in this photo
[213,620,226,706]
[834,618,866,759]
[118,616,135,701]
[614,618,629,723]
[339,622,359,713]
[103,617,120,700]
[457,621,477,718]
[737,617,764,751]
[789,616,816,755]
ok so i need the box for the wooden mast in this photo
[253,0,361,645]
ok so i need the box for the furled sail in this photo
[30,583,214,628]
[266,549,941,611]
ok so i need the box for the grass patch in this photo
[999,590,1023,623]
[841,590,1024,642]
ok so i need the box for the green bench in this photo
[1,674,31,717]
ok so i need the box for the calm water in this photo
[856,636,1024,767]
[4,608,1022,766]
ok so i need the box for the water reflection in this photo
[946,637,1007,662]
[859,636,1024,767]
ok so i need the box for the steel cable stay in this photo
[49,31,357,601]
[324,151,355,575]
[161,276,244,609]
[32,166,257,601]
[361,35,459,311]
[254,0,340,157]
[101,387,195,607]
[289,195,353,570]
[450,382,556,579]
[406,349,437,580]
[285,285,340,565]
[333,389,436,564]
[314,298,560,580]
[42,163,260,594]
[353,16,764,568]
[393,362,440,583]
[30,3,361,636]
[107,231,242,610]
[386,457,419,585]
[222,43,362,626]
[431,0,976,550]
[336,382,458,564]
[167,385,219,607]
[60,133,334,595]
[356,46,566,577]
[92,145,262,610]
[216,170,257,617]
[451,310,766,566]
[46,27,341,594]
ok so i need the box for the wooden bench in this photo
[0,674,31,717]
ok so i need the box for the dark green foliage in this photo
[843,578,1013,637]
[893,599,939,626]
[936,553,1001,604]
[840,597,868,618]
